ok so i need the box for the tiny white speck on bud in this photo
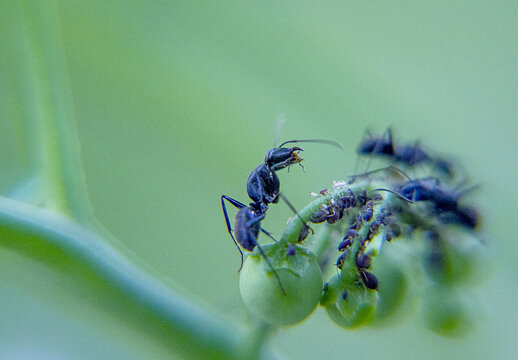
[287,217,293,224]
[333,180,347,189]
[310,192,319,197]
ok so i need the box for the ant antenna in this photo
[278,139,344,151]
[369,188,414,203]
[255,243,287,295]
[349,165,412,183]
[274,115,287,148]
[279,193,314,237]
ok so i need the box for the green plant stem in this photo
[2,2,283,358]
[279,185,365,245]
[16,0,95,223]
[0,195,282,360]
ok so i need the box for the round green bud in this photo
[239,244,323,326]
[323,274,378,329]
[371,251,408,325]
[421,284,475,338]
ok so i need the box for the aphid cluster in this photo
[317,129,482,322]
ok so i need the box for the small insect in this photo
[338,230,358,251]
[342,289,348,300]
[356,253,372,270]
[309,210,328,224]
[287,243,297,256]
[360,270,378,290]
[357,129,454,177]
[336,251,349,270]
[362,201,374,222]
[222,137,342,294]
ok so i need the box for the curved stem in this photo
[0,196,282,360]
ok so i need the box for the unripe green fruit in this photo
[239,244,323,326]
[421,284,475,338]
[323,274,378,329]
[372,246,409,325]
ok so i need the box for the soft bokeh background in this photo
[1,1,517,359]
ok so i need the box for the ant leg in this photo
[244,214,286,295]
[349,164,412,183]
[256,243,287,295]
[221,195,247,209]
[365,128,394,172]
[279,193,314,241]
[221,195,246,270]
[260,228,278,242]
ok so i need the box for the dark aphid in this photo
[356,212,363,224]
[310,210,328,224]
[326,206,341,224]
[373,193,384,201]
[338,229,358,251]
[350,220,362,231]
[298,223,315,243]
[347,229,359,238]
[370,219,381,233]
[320,188,329,195]
[287,243,297,256]
[342,289,348,300]
[356,253,372,269]
[338,238,352,251]
[357,190,368,207]
[360,270,379,290]
[336,251,349,270]
[339,188,357,209]
[362,201,374,222]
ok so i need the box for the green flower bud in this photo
[421,284,475,338]
[371,248,409,325]
[322,274,378,329]
[239,244,323,326]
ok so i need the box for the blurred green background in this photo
[1,1,517,359]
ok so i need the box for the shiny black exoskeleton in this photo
[358,129,452,175]
[221,138,342,294]
[398,178,479,229]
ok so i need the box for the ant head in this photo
[265,146,303,170]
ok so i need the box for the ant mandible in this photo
[221,138,342,294]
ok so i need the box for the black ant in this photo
[398,178,479,229]
[221,138,342,294]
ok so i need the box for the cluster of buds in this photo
[238,131,487,336]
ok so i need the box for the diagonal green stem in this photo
[0,195,283,360]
